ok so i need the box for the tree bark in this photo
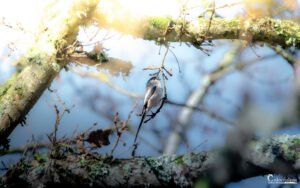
[1,135,299,187]
[0,0,100,145]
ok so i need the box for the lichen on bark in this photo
[2,135,299,187]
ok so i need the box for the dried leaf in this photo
[85,129,114,147]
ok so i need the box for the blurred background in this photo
[1,0,300,187]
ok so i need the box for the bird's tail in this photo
[132,105,147,156]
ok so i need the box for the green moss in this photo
[274,22,284,35]
[54,38,67,51]
[86,160,110,179]
[29,54,43,65]
[286,37,297,47]
[282,137,300,162]
[26,48,47,65]
[173,155,184,165]
[0,73,18,99]
[33,152,48,164]
[0,73,25,110]
[195,178,209,188]
[79,156,88,166]
[227,19,240,28]
[145,156,173,183]
[144,17,170,39]
[149,17,170,32]
[291,138,300,144]
[272,19,300,47]
[123,163,133,179]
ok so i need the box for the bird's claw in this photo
[146,111,156,118]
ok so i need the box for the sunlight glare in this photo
[0,0,53,54]
[118,0,181,18]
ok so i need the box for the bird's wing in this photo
[144,86,157,105]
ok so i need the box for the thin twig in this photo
[46,93,74,147]
[1,143,49,155]
[269,45,296,65]
[165,100,236,125]
[110,112,121,156]
[169,48,181,73]
[111,103,137,156]
[185,1,242,11]
[205,0,215,36]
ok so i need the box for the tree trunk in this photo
[0,0,100,145]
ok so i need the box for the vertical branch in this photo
[163,45,240,154]
[47,95,73,147]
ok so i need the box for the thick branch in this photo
[2,135,299,187]
[0,0,100,145]
[94,8,300,48]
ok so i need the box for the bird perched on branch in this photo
[132,77,163,156]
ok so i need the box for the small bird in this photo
[142,77,163,114]
[132,77,163,155]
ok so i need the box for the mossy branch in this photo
[0,0,100,146]
[94,8,300,48]
[2,135,299,187]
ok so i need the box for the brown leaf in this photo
[85,129,114,147]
